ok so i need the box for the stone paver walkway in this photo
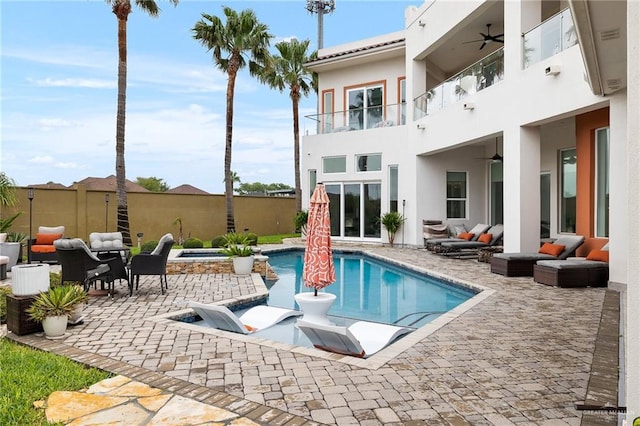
[3,243,620,425]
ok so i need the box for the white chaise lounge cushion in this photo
[189,301,302,334]
[296,319,413,358]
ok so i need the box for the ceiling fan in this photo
[478,138,503,162]
[463,24,504,50]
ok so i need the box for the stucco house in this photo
[301,0,638,420]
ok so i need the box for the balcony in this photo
[305,103,406,135]
[414,47,504,120]
[523,8,577,68]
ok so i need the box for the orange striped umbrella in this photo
[302,183,336,296]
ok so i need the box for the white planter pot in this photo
[0,233,6,243]
[294,292,337,325]
[232,256,254,275]
[0,242,21,269]
[42,315,68,339]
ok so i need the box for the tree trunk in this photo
[114,2,132,246]
[224,59,239,233]
[292,88,302,212]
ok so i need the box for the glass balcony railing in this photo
[413,47,504,119]
[523,8,577,68]
[305,103,406,135]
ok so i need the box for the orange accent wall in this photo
[575,108,609,239]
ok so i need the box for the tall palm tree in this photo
[260,39,317,212]
[108,0,179,245]
[192,7,272,233]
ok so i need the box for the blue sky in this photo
[1,0,417,193]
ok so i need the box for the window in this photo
[347,84,383,130]
[560,148,577,233]
[446,171,467,219]
[309,170,317,197]
[322,90,334,134]
[389,165,398,212]
[323,156,346,173]
[490,161,503,225]
[398,78,406,125]
[356,154,381,172]
[326,182,382,239]
[540,172,551,238]
[595,127,609,237]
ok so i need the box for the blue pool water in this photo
[182,249,478,350]
[264,250,476,328]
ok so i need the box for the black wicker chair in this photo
[54,238,118,295]
[128,233,174,295]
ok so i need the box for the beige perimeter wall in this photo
[2,185,297,243]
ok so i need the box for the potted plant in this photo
[221,233,255,275]
[381,211,406,247]
[26,284,88,339]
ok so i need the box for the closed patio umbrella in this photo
[302,183,336,296]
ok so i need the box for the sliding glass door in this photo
[325,182,382,239]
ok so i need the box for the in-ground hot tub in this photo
[166,248,271,276]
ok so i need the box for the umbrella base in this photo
[294,292,336,325]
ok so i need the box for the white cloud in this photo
[29,77,116,89]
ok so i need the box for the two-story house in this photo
[302,0,638,419]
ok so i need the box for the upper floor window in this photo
[323,156,346,173]
[347,84,383,130]
[356,154,382,172]
[446,171,467,219]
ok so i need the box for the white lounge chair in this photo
[188,301,302,334]
[296,319,413,358]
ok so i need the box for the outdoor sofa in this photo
[532,243,609,287]
[425,223,491,251]
[490,235,585,277]
[435,224,503,257]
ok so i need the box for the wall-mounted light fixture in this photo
[463,102,475,110]
[418,20,426,27]
[545,65,561,76]
[416,123,426,130]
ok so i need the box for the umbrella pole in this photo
[314,288,318,296]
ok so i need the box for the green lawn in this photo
[0,339,112,425]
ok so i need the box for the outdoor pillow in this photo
[457,232,474,241]
[586,249,609,262]
[477,233,493,244]
[539,242,565,257]
[31,245,57,253]
[35,232,63,245]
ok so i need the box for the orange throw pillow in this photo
[477,233,493,244]
[35,233,63,245]
[244,324,257,332]
[457,232,474,241]
[539,242,566,257]
[586,249,609,262]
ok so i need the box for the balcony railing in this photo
[414,47,504,119]
[523,8,577,68]
[305,103,406,135]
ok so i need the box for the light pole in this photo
[28,187,34,263]
[137,232,144,250]
[104,193,110,232]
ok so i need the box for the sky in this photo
[1,0,418,194]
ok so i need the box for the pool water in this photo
[264,250,476,328]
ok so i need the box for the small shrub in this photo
[0,286,12,324]
[183,237,204,248]
[141,240,158,253]
[294,210,308,233]
[210,235,226,248]
[245,232,258,246]
[49,272,62,287]
[223,232,249,246]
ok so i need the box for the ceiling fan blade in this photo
[479,42,487,50]
[494,33,504,38]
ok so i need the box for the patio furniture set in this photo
[29,227,175,297]
[424,221,609,288]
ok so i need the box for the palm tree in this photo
[193,7,272,233]
[108,0,179,245]
[259,39,317,212]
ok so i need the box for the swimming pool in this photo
[264,250,477,328]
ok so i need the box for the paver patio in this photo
[5,243,620,425]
